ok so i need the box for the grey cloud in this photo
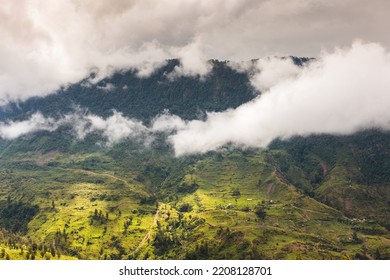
[1,0,389,103]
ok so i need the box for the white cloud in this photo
[0,110,149,146]
[250,57,304,92]
[228,57,305,92]
[151,111,187,132]
[167,38,212,80]
[85,111,148,145]
[168,42,390,155]
[97,83,115,92]
[0,113,57,139]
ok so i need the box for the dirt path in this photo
[68,168,149,197]
[133,203,162,255]
[290,205,326,221]
[80,169,130,185]
[291,205,329,215]
[266,182,274,197]
[139,205,161,245]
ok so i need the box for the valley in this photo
[0,61,389,260]
[1,136,389,260]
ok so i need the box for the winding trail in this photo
[133,203,163,255]
[63,168,150,197]
[139,205,161,245]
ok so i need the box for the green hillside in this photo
[1,131,390,260]
[0,60,390,260]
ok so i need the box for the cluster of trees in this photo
[0,228,60,260]
[0,200,39,234]
[0,248,10,260]
[123,217,133,233]
[90,209,109,225]
[185,240,210,259]
[254,205,267,221]
[151,205,207,256]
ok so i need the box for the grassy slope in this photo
[0,136,390,260]
[0,144,158,260]
[141,151,390,259]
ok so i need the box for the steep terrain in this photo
[0,60,389,260]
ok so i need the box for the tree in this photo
[375,248,382,260]
[255,206,267,221]
[45,253,51,260]
[352,231,361,244]
[50,246,56,257]
[0,248,5,258]
[178,203,192,212]
[231,188,241,196]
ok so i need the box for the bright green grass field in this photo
[1,148,390,260]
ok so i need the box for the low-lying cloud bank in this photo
[0,111,149,146]
[0,113,58,139]
[1,42,390,157]
[169,42,390,155]
[66,111,149,146]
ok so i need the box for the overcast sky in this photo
[1,0,390,154]
[1,0,390,102]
